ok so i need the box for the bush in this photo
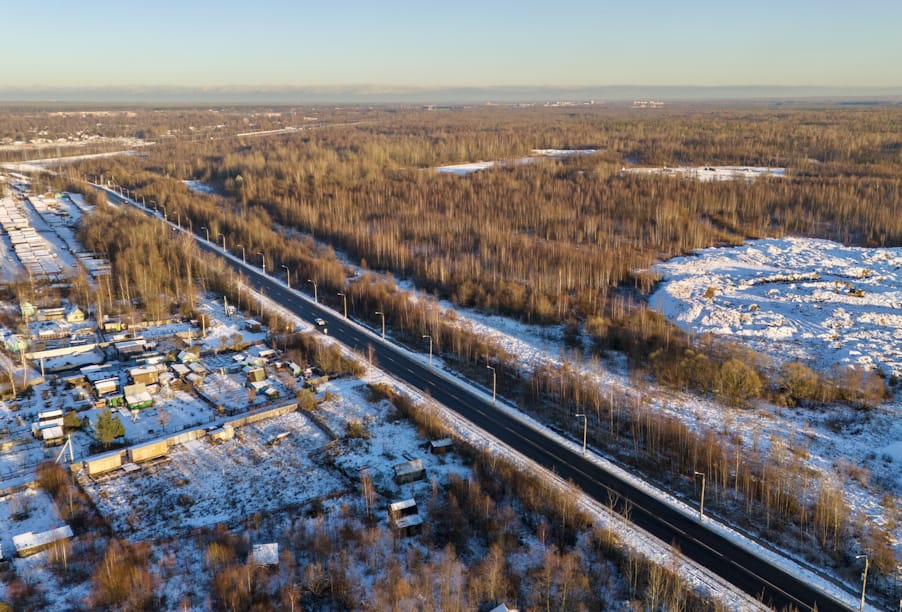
[717,358,762,407]
[296,388,318,411]
[91,540,158,610]
[345,420,370,439]
[780,361,822,406]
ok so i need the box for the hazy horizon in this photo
[2,1,900,100]
[2,84,901,105]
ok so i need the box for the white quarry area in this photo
[650,237,902,377]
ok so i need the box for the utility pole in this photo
[307,279,317,303]
[258,252,266,274]
[281,265,291,289]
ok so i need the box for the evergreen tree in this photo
[95,408,125,448]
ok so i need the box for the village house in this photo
[65,305,86,323]
[129,364,166,386]
[124,383,153,410]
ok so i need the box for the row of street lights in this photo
[124,186,506,423]
[99,180,519,444]
[76,176,902,612]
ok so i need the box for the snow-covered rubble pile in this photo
[651,237,902,377]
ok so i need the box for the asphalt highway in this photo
[109,189,854,611]
[220,251,852,612]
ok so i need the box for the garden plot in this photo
[313,378,471,496]
[0,487,91,609]
[0,487,61,560]
[196,371,249,412]
[192,297,268,350]
[83,411,341,541]
[74,388,219,448]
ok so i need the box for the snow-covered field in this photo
[182,180,216,195]
[650,237,902,377]
[624,165,785,181]
[435,148,596,175]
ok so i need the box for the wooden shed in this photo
[429,438,453,455]
[393,459,426,484]
[13,525,73,557]
[388,498,423,537]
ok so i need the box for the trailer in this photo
[127,439,169,463]
[84,450,124,476]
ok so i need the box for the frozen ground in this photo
[623,165,785,181]
[223,195,897,603]
[0,146,145,175]
[250,283,777,610]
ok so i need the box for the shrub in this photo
[717,358,762,407]
[345,420,370,439]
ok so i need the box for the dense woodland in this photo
[65,106,902,325]
[13,104,902,597]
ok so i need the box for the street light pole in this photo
[237,244,245,263]
[694,471,706,520]
[486,360,496,406]
[281,265,291,289]
[258,252,265,274]
[307,279,318,303]
[220,235,226,251]
[375,311,385,340]
[337,292,347,319]
[575,413,587,455]
[856,554,869,612]
[422,335,433,367]
[201,226,209,242]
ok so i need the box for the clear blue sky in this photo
[1,0,899,89]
